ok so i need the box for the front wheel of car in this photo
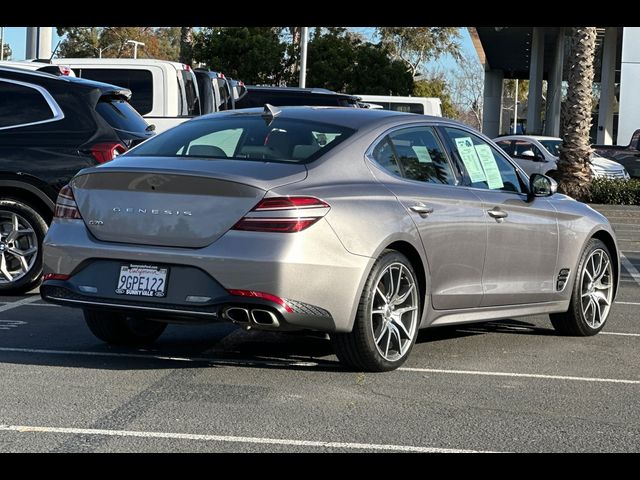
[331,250,421,372]
[0,200,48,295]
[550,238,615,336]
[84,309,167,346]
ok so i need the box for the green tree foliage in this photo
[193,27,287,84]
[55,27,180,61]
[306,29,412,95]
[413,78,459,118]
[377,27,462,76]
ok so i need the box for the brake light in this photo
[90,142,126,164]
[228,289,293,313]
[59,65,72,76]
[54,185,82,219]
[43,273,71,281]
[232,196,330,233]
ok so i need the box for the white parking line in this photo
[398,367,640,384]
[1,346,639,385]
[620,253,640,287]
[0,296,42,313]
[0,424,493,453]
[601,332,640,337]
[615,301,640,305]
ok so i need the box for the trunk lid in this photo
[71,157,307,248]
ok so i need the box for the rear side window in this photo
[128,116,355,164]
[95,98,149,133]
[0,80,60,129]
[79,69,153,116]
[494,140,514,155]
[368,101,424,114]
[180,70,200,116]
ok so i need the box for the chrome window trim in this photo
[0,78,65,130]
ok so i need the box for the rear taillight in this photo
[228,289,293,313]
[43,273,71,281]
[59,66,73,76]
[54,185,82,219]
[90,142,126,164]
[232,196,330,233]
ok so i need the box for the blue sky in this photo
[2,26,478,71]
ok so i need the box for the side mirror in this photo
[528,173,557,200]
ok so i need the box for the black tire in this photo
[331,250,421,372]
[84,309,167,346]
[0,199,48,295]
[550,239,614,336]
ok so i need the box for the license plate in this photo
[115,264,168,297]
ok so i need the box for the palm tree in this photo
[179,27,193,65]
[556,27,597,200]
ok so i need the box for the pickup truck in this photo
[593,129,640,178]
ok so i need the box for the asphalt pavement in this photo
[0,205,638,453]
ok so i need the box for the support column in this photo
[597,28,617,144]
[526,27,544,134]
[482,69,504,138]
[544,28,564,137]
[37,27,52,59]
[618,27,640,145]
[25,27,38,60]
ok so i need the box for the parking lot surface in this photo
[0,204,638,453]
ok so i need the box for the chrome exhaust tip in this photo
[225,307,250,324]
[251,309,280,327]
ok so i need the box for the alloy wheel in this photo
[580,248,613,329]
[0,211,38,285]
[370,262,419,362]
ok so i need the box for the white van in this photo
[49,58,200,133]
[355,95,442,116]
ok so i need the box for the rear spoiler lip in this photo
[98,88,132,101]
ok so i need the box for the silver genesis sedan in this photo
[41,106,619,371]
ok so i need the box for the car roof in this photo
[0,66,132,98]
[246,85,355,97]
[50,58,188,68]
[194,105,444,130]
[496,135,561,141]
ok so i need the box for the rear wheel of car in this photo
[84,309,167,346]
[0,200,48,295]
[331,250,421,372]
[550,239,614,336]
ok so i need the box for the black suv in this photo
[0,67,154,294]
[235,86,360,109]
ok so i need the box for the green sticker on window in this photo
[411,146,432,163]
[454,137,485,183]
[474,144,504,189]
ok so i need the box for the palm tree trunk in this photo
[556,27,597,200]
[179,27,193,65]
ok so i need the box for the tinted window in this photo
[513,140,543,159]
[443,127,525,193]
[367,101,424,114]
[372,136,402,176]
[128,116,355,164]
[95,98,149,133]
[79,69,153,115]
[495,140,514,154]
[388,127,456,185]
[180,70,200,116]
[539,139,561,156]
[0,80,55,128]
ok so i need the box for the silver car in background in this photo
[494,134,630,179]
[41,107,620,371]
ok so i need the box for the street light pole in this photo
[513,78,519,134]
[299,27,308,88]
[126,40,145,59]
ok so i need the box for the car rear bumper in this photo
[41,219,374,332]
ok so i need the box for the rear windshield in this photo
[79,68,153,115]
[180,70,200,116]
[96,99,150,133]
[127,115,355,164]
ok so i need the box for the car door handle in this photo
[487,208,508,220]
[409,204,434,215]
